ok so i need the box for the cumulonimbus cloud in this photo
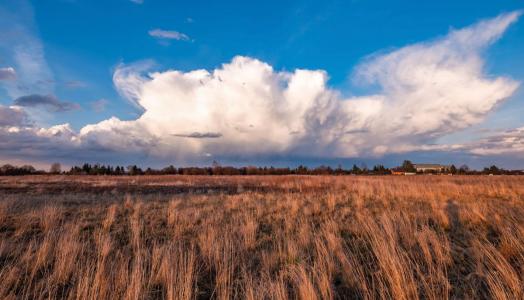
[92,11,521,158]
[0,11,522,164]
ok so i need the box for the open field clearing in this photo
[1,175,524,299]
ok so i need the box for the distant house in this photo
[414,164,450,173]
[391,167,404,175]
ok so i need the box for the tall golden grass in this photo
[0,175,523,299]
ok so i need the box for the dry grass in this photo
[1,175,524,299]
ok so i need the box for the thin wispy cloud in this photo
[130,0,143,4]
[91,98,108,113]
[0,0,54,98]
[148,29,190,41]
[112,60,154,110]
[63,80,87,89]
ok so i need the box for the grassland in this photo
[0,175,523,299]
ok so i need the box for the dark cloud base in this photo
[14,94,80,112]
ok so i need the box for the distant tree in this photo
[127,165,143,176]
[0,164,38,175]
[351,164,362,174]
[373,164,389,175]
[117,166,126,175]
[485,165,502,175]
[458,164,470,174]
[50,163,62,174]
[211,160,223,175]
[82,163,92,174]
[401,160,416,173]
[0,164,15,175]
[21,165,36,174]
[449,164,457,174]
[334,164,344,175]
[296,165,309,175]
[313,165,332,175]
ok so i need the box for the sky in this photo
[1,0,524,169]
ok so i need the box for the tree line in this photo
[1,160,523,176]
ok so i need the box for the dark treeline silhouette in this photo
[63,161,417,176]
[0,164,45,176]
[1,160,524,176]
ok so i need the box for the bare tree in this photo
[50,163,62,174]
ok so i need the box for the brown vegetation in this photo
[0,175,524,299]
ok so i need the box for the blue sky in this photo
[1,0,524,169]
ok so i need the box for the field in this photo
[0,175,523,299]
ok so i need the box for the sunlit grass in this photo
[0,175,523,299]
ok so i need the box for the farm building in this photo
[391,169,404,175]
[414,164,450,173]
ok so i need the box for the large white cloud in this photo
[346,11,521,155]
[83,11,520,158]
[1,11,522,164]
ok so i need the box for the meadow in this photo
[0,175,523,299]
